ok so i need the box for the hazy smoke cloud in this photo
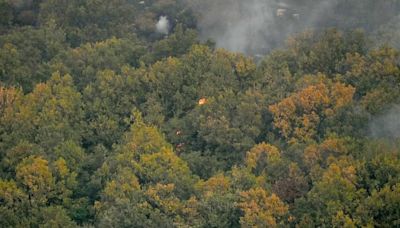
[189,0,335,54]
[156,16,170,35]
[373,15,400,49]
[189,0,399,55]
[191,0,277,54]
[370,105,400,139]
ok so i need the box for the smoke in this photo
[373,15,400,49]
[190,0,277,54]
[188,0,400,55]
[188,0,336,54]
[369,105,400,139]
[156,16,170,35]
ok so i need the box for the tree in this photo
[147,24,199,62]
[245,143,282,178]
[0,86,23,167]
[82,70,139,148]
[39,0,137,46]
[94,112,198,226]
[294,158,365,226]
[0,179,29,227]
[238,187,288,227]
[1,73,84,153]
[303,135,352,169]
[0,23,67,91]
[38,206,77,228]
[16,156,55,207]
[1,141,43,178]
[356,184,400,227]
[285,29,367,75]
[193,174,241,227]
[0,0,13,28]
[50,37,145,89]
[269,78,355,144]
[272,163,309,203]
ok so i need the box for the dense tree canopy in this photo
[1,0,400,226]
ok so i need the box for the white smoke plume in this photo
[189,0,338,54]
[156,16,170,35]
[188,0,399,55]
[190,0,277,54]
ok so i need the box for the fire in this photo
[198,98,207,105]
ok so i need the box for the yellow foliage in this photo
[322,162,357,187]
[16,156,55,205]
[344,53,367,78]
[319,138,348,155]
[103,167,140,202]
[182,196,201,222]
[196,173,231,197]
[54,158,69,178]
[333,211,357,228]
[239,188,288,228]
[145,183,182,213]
[331,82,356,110]
[188,44,212,59]
[0,87,21,112]
[361,88,393,114]
[304,144,321,167]
[245,143,281,172]
[269,80,355,143]
[303,137,349,167]
[0,179,27,206]
[235,55,256,77]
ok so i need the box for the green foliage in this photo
[357,184,400,227]
[0,22,67,91]
[145,24,199,63]
[39,0,137,46]
[50,37,146,89]
[81,70,140,148]
[1,73,84,155]
[1,2,400,227]
[0,179,29,227]
[38,206,77,228]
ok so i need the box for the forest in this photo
[0,0,400,227]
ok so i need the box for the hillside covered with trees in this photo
[1,0,400,227]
